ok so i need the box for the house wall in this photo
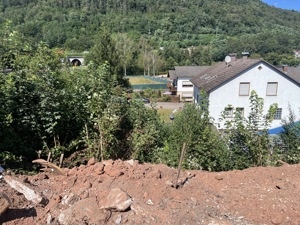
[177,77,194,102]
[197,62,300,130]
[194,87,200,104]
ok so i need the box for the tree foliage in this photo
[155,102,228,171]
[220,91,278,169]
[278,105,300,164]
[1,22,300,173]
[85,28,122,77]
[0,26,165,169]
[0,0,299,72]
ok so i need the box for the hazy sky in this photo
[261,0,300,11]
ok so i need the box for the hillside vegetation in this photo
[0,1,300,174]
[0,0,300,73]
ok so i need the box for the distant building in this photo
[67,56,84,66]
[168,66,209,102]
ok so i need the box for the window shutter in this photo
[266,82,278,96]
[182,81,193,87]
[239,83,250,96]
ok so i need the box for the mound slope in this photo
[0,159,299,225]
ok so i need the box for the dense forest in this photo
[0,0,300,74]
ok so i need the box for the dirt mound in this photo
[0,159,300,225]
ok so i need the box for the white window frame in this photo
[182,93,193,98]
[239,82,250,96]
[266,82,278,96]
[225,107,234,118]
[274,108,282,120]
[182,81,193,88]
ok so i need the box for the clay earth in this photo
[0,158,299,225]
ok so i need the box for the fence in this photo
[131,84,168,90]
[128,76,170,90]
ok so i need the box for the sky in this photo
[261,0,300,11]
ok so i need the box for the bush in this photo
[155,103,228,171]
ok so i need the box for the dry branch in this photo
[32,159,66,175]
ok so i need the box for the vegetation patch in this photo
[157,108,178,123]
[129,77,165,85]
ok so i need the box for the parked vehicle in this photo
[141,97,150,104]
[132,95,150,104]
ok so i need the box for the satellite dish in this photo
[225,56,231,63]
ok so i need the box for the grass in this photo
[157,108,180,122]
[128,76,165,85]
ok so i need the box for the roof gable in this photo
[191,58,262,92]
[191,58,300,93]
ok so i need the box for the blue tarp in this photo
[268,121,300,134]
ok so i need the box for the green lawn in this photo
[128,77,164,85]
[157,108,180,122]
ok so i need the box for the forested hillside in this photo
[0,0,300,72]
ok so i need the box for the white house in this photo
[191,56,300,131]
[168,66,209,102]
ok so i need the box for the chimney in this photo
[282,64,288,72]
[242,52,250,59]
[229,53,237,61]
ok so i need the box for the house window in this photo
[236,107,244,116]
[266,82,278,96]
[182,93,193,102]
[224,107,234,118]
[239,82,250,96]
[274,108,282,120]
[182,81,193,87]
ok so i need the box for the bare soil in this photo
[0,159,300,225]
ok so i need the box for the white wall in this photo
[177,77,194,101]
[198,63,300,129]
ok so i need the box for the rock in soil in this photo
[1,160,300,225]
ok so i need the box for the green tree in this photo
[128,100,165,162]
[66,62,165,162]
[278,105,300,164]
[8,42,65,155]
[85,27,123,82]
[0,34,70,169]
[42,21,67,48]
[79,63,122,160]
[137,37,152,75]
[0,21,29,70]
[114,33,135,76]
[156,102,228,171]
[190,46,212,65]
[220,90,278,169]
